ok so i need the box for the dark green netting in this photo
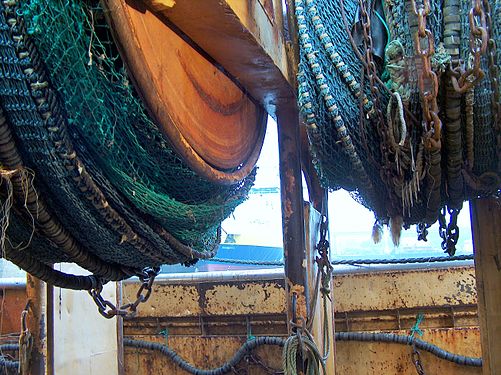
[296,0,500,240]
[20,0,254,248]
[0,0,256,272]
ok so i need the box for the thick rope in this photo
[210,254,474,267]
[125,332,482,373]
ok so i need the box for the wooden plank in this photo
[277,105,310,329]
[26,274,46,375]
[142,0,295,116]
[470,198,501,375]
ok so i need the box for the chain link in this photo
[89,267,160,319]
[438,207,460,255]
[412,344,427,375]
[481,0,501,170]
[410,0,441,149]
[450,0,489,93]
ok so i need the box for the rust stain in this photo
[204,282,286,315]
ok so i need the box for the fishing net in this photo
[0,0,257,275]
[296,0,500,253]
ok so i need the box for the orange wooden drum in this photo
[103,0,267,184]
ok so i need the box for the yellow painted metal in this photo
[123,266,481,374]
[333,266,477,312]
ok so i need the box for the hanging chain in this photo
[438,207,460,255]
[481,0,501,170]
[410,0,441,150]
[412,344,427,375]
[90,267,160,319]
[450,0,488,93]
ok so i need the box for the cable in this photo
[124,337,285,375]
[0,356,18,370]
[125,330,482,374]
[210,254,474,267]
[335,332,482,367]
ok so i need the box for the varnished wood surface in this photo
[103,0,266,182]
[471,198,501,375]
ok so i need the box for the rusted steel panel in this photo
[0,287,26,335]
[123,281,286,318]
[124,328,481,375]
[336,305,478,332]
[124,314,287,337]
[129,285,201,318]
[336,328,481,375]
[333,266,477,312]
[203,282,286,316]
[125,335,283,375]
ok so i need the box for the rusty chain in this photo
[482,0,501,170]
[412,344,427,374]
[89,267,160,319]
[450,0,488,93]
[438,207,460,255]
[410,0,441,150]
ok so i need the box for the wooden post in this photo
[470,198,501,375]
[26,274,46,375]
[46,280,54,375]
[277,105,310,329]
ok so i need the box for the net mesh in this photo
[297,0,500,231]
[0,0,256,268]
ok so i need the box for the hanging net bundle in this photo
[295,0,500,253]
[0,0,264,286]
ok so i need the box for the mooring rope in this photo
[210,254,474,267]
[125,332,482,374]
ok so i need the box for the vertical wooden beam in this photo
[277,105,310,328]
[26,274,46,375]
[46,280,54,375]
[470,198,501,375]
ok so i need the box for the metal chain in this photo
[482,0,501,170]
[90,267,160,319]
[450,0,489,93]
[412,344,427,375]
[438,207,460,255]
[410,0,441,150]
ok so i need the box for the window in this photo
[160,117,473,275]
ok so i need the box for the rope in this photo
[125,331,482,373]
[283,330,326,375]
[210,254,474,267]
[124,337,285,375]
[0,356,18,370]
[335,332,482,367]
[0,344,18,352]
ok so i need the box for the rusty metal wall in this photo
[123,266,480,374]
[0,286,26,335]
